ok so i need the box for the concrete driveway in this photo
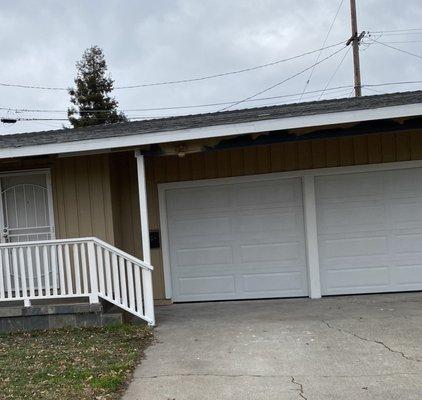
[123,293,422,399]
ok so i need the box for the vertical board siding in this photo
[109,131,422,300]
[411,133,422,159]
[74,157,93,235]
[396,133,411,161]
[353,136,368,165]
[54,155,115,243]
[60,158,80,238]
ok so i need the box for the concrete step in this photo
[0,302,123,333]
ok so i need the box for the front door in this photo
[0,172,55,243]
[0,171,55,291]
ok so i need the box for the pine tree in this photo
[68,46,127,128]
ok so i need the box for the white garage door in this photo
[316,168,422,295]
[165,177,308,302]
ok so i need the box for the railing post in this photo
[142,268,155,325]
[87,242,99,304]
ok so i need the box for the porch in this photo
[0,237,155,326]
[0,153,155,326]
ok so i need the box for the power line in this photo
[131,87,355,118]
[5,90,354,123]
[202,87,355,111]
[367,37,422,60]
[369,40,422,44]
[28,121,65,129]
[299,0,345,101]
[115,42,346,89]
[2,81,421,124]
[0,85,357,114]
[365,80,422,88]
[368,32,422,37]
[219,45,348,112]
[368,28,422,34]
[14,118,69,121]
[318,46,351,100]
[0,41,346,92]
[3,79,422,116]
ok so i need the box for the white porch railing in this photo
[0,237,155,325]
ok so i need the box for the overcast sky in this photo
[0,0,422,135]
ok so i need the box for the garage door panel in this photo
[317,168,422,295]
[322,266,391,294]
[316,174,383,201]
[317,204,387,234]
[178,275,236,297]
[175,246,234,267]
[240,242,303,263]
[387,169,422,197]
[168,186,231,212]
[319,235,388,258]
[391,264,422,287]
[236,210,298,233]
[393,232,422,254]
[233,180,301,207]
[242,271,306,294]
[170,216,232,237]
[166,177,308,301]
[390,202,422,226]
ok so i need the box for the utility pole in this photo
[347,0,364,97]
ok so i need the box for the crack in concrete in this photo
[322,320,421,363]
[291,376,307,400]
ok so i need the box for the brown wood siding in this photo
[113,131,422,300]
[52,155,115,243]
[0,154,115,244]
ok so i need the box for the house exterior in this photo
[2,91,422,323]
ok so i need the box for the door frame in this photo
[0,168,56,242]
[158,158,422,300]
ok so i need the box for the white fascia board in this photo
[2,102,422,159]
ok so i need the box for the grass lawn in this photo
[0,324,153,400]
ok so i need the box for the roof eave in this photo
[2,102,422,160]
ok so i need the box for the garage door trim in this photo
[158,158,422,300]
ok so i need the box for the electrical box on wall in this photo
[149,230,160,249]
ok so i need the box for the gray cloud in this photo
[1,0,422,134]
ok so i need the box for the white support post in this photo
[302,175,322,299]
[135,151,155,325]
[87,242,99,304]
[135,151,151,264]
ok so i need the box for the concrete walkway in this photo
[123,293,422,399]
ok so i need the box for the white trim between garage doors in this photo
[158,158,422,301]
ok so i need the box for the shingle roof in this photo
[2,90,422,149]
